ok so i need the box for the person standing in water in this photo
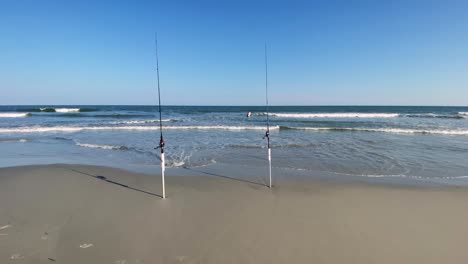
[247,112,252,118]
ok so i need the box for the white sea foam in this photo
[166,125,277,131]
[366,174,468,181]
[336,172,468,180]
[404,113,464,119]
[110,119,172,125]
[75,141,126,150]
[349,128,468,135]
[0,125,279,133]
[404,113,438,118]
[288,127,468,135]
[0,113,30,118]
[39,107,81,112]
[0,125,464,135]
[265,112,466,119]
[167,160,186,167]
[268,112,399,118]
[54,108,80,113]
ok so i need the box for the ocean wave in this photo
[21,107,97,113]
[46,113,152,119]
[229,144,264,149]
[365,174,468,180]
[54,136,73,141]
[33,108,55,112]
[281,126,468,135]
[0,113,31,118]
[262,112,400,118]
[0,125,278,133]
[0,138,28,143]
[84,114,151,118]
[334,171,468,180]
[48,107,96,112]
[404,113,464,119]
[258,112,467,119]
[159,125,275,131]
[75,141,129,150]
[229,143,318,149]
[53,108,80,113]
[109,119,173,125]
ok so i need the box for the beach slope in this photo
[0,165,467,263]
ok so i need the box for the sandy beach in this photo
[0,164,467,263]
[3,0,468,263]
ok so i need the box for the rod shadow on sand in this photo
[182,167,267,187]
[67,168,163,198]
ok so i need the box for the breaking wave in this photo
[21,107,97,113]
[75,141,129,150]
[282,126,468,135]
[109,119,173,125]
[1,125,466,135]
[404,113,464,119]
[229,143,319,149]
[264,112,399,118]
[258,112,467,119]
[47,108,79,113]
[54,113,152,118]
[333,171,468,181]
[0,113,31,118]
[0,125,279,133]
[0,138,28,143]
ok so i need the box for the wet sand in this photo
[0,164,467,263]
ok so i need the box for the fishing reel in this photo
[263,130,270,140]
[154,137,165,150]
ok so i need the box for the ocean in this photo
[1,105,468,186]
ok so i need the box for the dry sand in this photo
[0,164,468,264]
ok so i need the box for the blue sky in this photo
[1,0,467,105]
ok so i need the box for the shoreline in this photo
[1,164,468,263]
[2,161,467,189]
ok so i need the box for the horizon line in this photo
[1,104,467,107]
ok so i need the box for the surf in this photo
[22,107,97,113]
[75,141,129,150]
[0,113,31,118]
[264,112,400,118]
[259,112,466,119]
[404,113,464,119]
[281,126,468,135]
[109,119,173,125]
[0,125,281,133]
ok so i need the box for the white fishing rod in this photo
[263,43,272,188]
[154,33,166,199]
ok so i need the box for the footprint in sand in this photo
[115,260,127,264]
[79,243,93,249]
[41,232,48,240]
[10,254,24,260]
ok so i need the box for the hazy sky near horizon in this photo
[1,0,467,105]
